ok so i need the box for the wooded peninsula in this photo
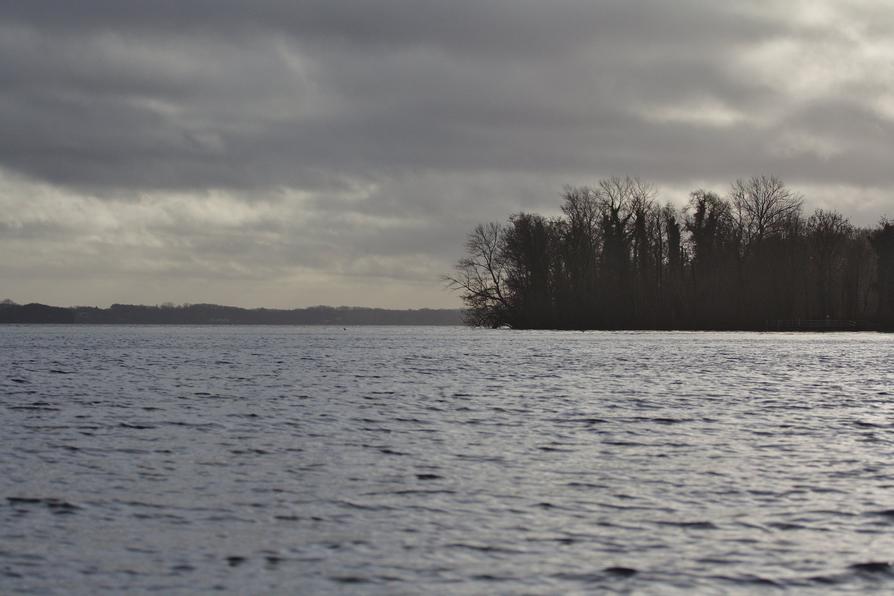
[447,176,894,331]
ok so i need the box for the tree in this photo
[686,190,734,277]
[445,222,512,327]
[731,176,803,251]
[449,178,884,330]
[684,190,737,326]
[629,180,658,324]
[558,186,601,326]
[870,219,894,327]
[597,177,638,325]
[806,209,852,318]
[660,203,684,326]
[502,213,558,328]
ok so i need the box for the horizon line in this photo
[0,299,462,312]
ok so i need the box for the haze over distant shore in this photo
[0,300,463,326]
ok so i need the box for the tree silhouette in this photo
[444,222,512,327]
[451,177,886,330]
[807,209,852,318]
[870,220,894,328]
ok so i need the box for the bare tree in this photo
[558,186,601,323]
[560,185,601,246]
[629,180,657,263]
[444,222,511,327]
[596,177,636,220]
[731,176,803,251]
[596,177,638,266]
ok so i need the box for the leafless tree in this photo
[559,186,601,314]
[731,175,803,251]
[561,185,601,246]
[596,177,638,267]
[443,222,511,326]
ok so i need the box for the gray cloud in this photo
[0,2,792,190]
[1,1,893,307]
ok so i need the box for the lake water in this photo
[1,326,893,594]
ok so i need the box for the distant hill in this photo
[0,301,76,324]
[0,301,464,325]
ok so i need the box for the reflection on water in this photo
[1,326,893,593]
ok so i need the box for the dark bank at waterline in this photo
[0,301,886,331]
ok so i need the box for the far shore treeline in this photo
[0,301,463,326]
[447,176,894,330]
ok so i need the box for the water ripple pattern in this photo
[1,326,893,594]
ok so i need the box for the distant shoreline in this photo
[0,302,464,326]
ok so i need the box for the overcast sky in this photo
[2,1,893,308]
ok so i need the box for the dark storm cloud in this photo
[0,1,796,191]
[2,1,782,54]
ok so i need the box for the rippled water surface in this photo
[2,326,893,594]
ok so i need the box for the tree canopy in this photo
[447,177,892,330]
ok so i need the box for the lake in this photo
[1,326,893,594]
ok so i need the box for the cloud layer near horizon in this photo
[2,1,893,307]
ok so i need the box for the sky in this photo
[2,1,894,308]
